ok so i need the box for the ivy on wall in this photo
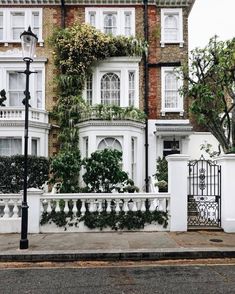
[40,209,169,231]
[51,23,147,147]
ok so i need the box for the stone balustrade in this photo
[41,193,170,216]
[0,194,21,218]
[0,194,21,233]
[0,107,48,124]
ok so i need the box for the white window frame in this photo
[0,62,45,110]
[161,8,183,47]
[85,7,135,37]
[161,67,183,115]
[83,57,140,108]
[0,8,43,45]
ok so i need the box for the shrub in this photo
[0,155,49,193]
[50,148,81,193]
[82,149,134,193]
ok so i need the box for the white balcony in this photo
[0,107,49,124]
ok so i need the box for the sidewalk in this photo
[0,231,235,262]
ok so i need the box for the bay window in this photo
[83,57,140,108]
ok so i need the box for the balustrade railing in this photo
[0,194,21,219]
[0,107,48,124]
[41,193,170,216]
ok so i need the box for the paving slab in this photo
[0,231,235,262]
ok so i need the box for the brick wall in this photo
[147,5,189,120]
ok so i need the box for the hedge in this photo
[0,155,49,193]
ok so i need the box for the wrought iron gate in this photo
[188,156,221,228]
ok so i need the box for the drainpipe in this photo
[143,0,149,192]
[61,0,66,28]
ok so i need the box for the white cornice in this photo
[0,121,50,129]
[77,119,145,129]
[0,0,195,7]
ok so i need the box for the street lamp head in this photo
[20,26,38,62]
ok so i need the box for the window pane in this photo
[32,12,39,36]
[98,137,122,152]
[11,12,25,40]
[0,13,3,26]
[0,138,21,156]
[0,13,3,39]
[165,73,178,108]
[125,12,131,36]
[89,12,96,26]
[164,14,178,41]
[101,73,120,106]
[9,72,25,106]
[128,71,135,106]
[104,13,117,35]
[163,140,180,157]
[36,71,42,108]
[86,74,93,105]
[131,137,137,181]
[32,12,39,27]
[32,139,38,156]
[12,12,24,26]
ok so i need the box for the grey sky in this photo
[189,0,235,50]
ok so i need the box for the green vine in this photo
[40,209,168,231]
[51,23,147,146]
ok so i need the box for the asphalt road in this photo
[0,263,235,294]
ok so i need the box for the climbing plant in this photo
[51,23,147,147]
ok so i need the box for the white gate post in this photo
[27,188,43,233]
[217,154,235,232]
[167,154,189,231]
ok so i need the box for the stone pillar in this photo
[167,154,190,231]
[217,154,235,232]
[27,188,43,233]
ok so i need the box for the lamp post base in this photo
[19,239,29,250]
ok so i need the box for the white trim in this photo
[160,8,183,47]
[0,8,43,45]
[161,66,183,114]
[85,7,135,37]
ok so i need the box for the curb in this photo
[1,249,235,262]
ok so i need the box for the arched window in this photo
[165,72,178,109]
[98,137,122,152]
[164,14,178,42]
[104,13,117,35]
[101,73,120,106]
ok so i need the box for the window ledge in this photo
[160,40,184,48]
[161,110,184,116]
[1,40,44,47]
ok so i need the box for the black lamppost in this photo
[19,27,38,250]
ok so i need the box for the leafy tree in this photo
[82,149,129,193]
[181,36,235,153]
[50,148,81,193]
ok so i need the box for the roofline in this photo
[0,0,196,9]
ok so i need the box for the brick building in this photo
[0,0,217,190]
